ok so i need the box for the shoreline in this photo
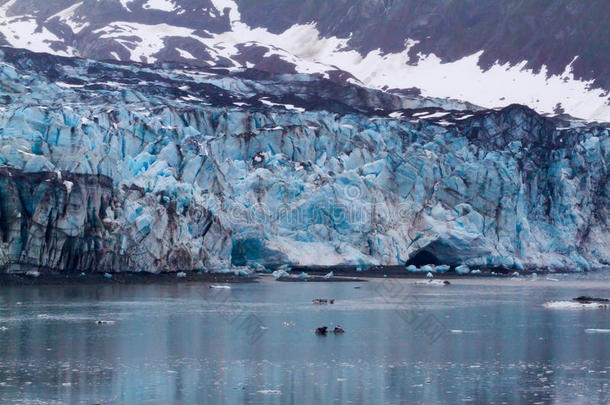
[287,265,582,279]
[0,272,259,287]
[1,265,607,287]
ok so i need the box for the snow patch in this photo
[143,0,176,12]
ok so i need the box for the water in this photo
[0,275,609,404]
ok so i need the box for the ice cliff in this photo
[0,48,608,273]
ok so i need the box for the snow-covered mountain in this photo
[0,0,608,121]
[0,47,608,274]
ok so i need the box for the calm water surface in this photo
[0,274,609,404]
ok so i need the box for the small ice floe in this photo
[434,265,450,273]
[426,272,434,278]
[209,285,231,289]
[323,271,334,279]
[420,265,434,273]
[272,269,309,280]
[257,390,281,395]
[25,270,40,278]
[455,265,470,275]
[176,272,187,278]
[450,330,463,334]
[543,301,608,310]
[312,298,335,304]
[282,321,295,327]
[272,269,289,279]
[471,269,482,274]
[585,329,610,334]
[103,273,112,279]
[95,320,115,325]
[0,326,8,331]
[415,279,450,286]
[254,263,269,273]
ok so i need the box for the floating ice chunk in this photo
[95,320,115,325]
[426,272,434,278]
[25,270,40,278]
[323,271,334,279]
[176,271,187,278]
[421,265,434,273]
[272,269,289,279]
[471,269,481,274]
[416,279,447,286]
[543,301,608,310]
[455,265,470,275]
[104,273,112,279]
[434,265,450,273]
[233,267,251,276]
[585,329,610,333]
[257,390,281,395]
[209,285,231,289]
[254,263,269,273]
[406,265,418,272]
[296,272,309,279]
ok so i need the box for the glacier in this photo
[0,47,608,274]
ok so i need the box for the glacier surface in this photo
[0,48,608,274]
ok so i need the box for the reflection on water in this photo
[0,277,609,404]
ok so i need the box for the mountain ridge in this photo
[0,0,608,121]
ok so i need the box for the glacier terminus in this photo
[0,47,607,275]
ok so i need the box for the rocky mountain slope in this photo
[0,48,608,273]
[0,0,608,121]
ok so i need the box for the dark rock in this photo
[572,296,609,303]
